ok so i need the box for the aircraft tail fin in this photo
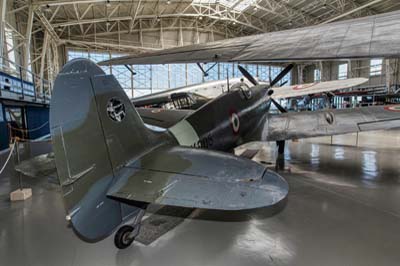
[50,59,162,242]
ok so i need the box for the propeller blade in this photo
[271,98,287,113]
[238,65,258,86]
[270,64,294,87]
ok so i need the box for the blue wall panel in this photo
[26,106,49,140]
[0,122,8,151]
[0,104,9,150]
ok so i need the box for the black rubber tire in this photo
[114,225,135,249]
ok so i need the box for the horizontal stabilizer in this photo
[107,146,288,210]
[137,108,192,128]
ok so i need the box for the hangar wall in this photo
[296,59,400,91]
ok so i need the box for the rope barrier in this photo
[0,142,16,175]
[7,121,49,133]
[10,136,49,143]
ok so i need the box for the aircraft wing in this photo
[107,145,288,210]
[100,11,400,66]
[137,108,192,128]
[272,78,368,99]
[265,105,400,141]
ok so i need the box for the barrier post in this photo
[10,138,32,201]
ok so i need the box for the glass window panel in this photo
[133,65,151,94]
[204,63,219,82]
[258,65,270,82]
[338,63,348,80]
[168,64,186,88]
[186,64,203,85]
[370,59,382,76]
[314,69,321,82]
[151,64,169,90]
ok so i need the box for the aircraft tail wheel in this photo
[114,225,137,249]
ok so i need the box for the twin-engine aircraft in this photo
[48,11,400,249]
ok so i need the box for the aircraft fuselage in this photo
[167,85,271,152]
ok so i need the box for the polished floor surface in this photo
[1,130,400,266]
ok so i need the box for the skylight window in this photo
[192,0,256,12]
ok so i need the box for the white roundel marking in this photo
[231,113,240,133]
[107,98,125,122]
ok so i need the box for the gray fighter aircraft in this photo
[51,59,400,249]
[50,11,400,249]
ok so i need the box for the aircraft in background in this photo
[132,77,367,110]
[132,78,246,109]
[38,11,400,250]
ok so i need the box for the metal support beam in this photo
[0,0,7,65]
[39,31,49,95]
[24,6,35,76]
[129,0,142,33]
[35,9,61,42]
[321,0,384,24]
[124,64,136,75]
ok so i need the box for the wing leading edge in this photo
[107,145,288,210]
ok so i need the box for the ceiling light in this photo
[253,6,257,11]
[233,21,236,25]
[44,4,51,12]
[106,0,111,7]
[167,0,171,4]
[199,16,203,20]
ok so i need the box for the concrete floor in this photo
[1,130,400,266]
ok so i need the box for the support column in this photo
[385,59,392,93]
[0,0,7,65]
[159,20,164,49]
[297,64,304,84]
[348,60,353,78]
[319,61,324,81]
[39,31,49,95]
[178,19,183,46]
[24,6,35,78]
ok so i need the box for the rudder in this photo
[50,59,158,242]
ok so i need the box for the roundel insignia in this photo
[384,105,400,112]
[230,111,240,134]
[107,98,126,122]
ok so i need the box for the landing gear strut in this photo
[276,140,285,155]
[114,208,146,249]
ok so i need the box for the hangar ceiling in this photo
[1,0,400,93]
[7,0,400,53]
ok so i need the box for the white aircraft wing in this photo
[272,78,368,99]
[100,11,400,66]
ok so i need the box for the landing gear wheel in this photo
[114,225,135,249]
